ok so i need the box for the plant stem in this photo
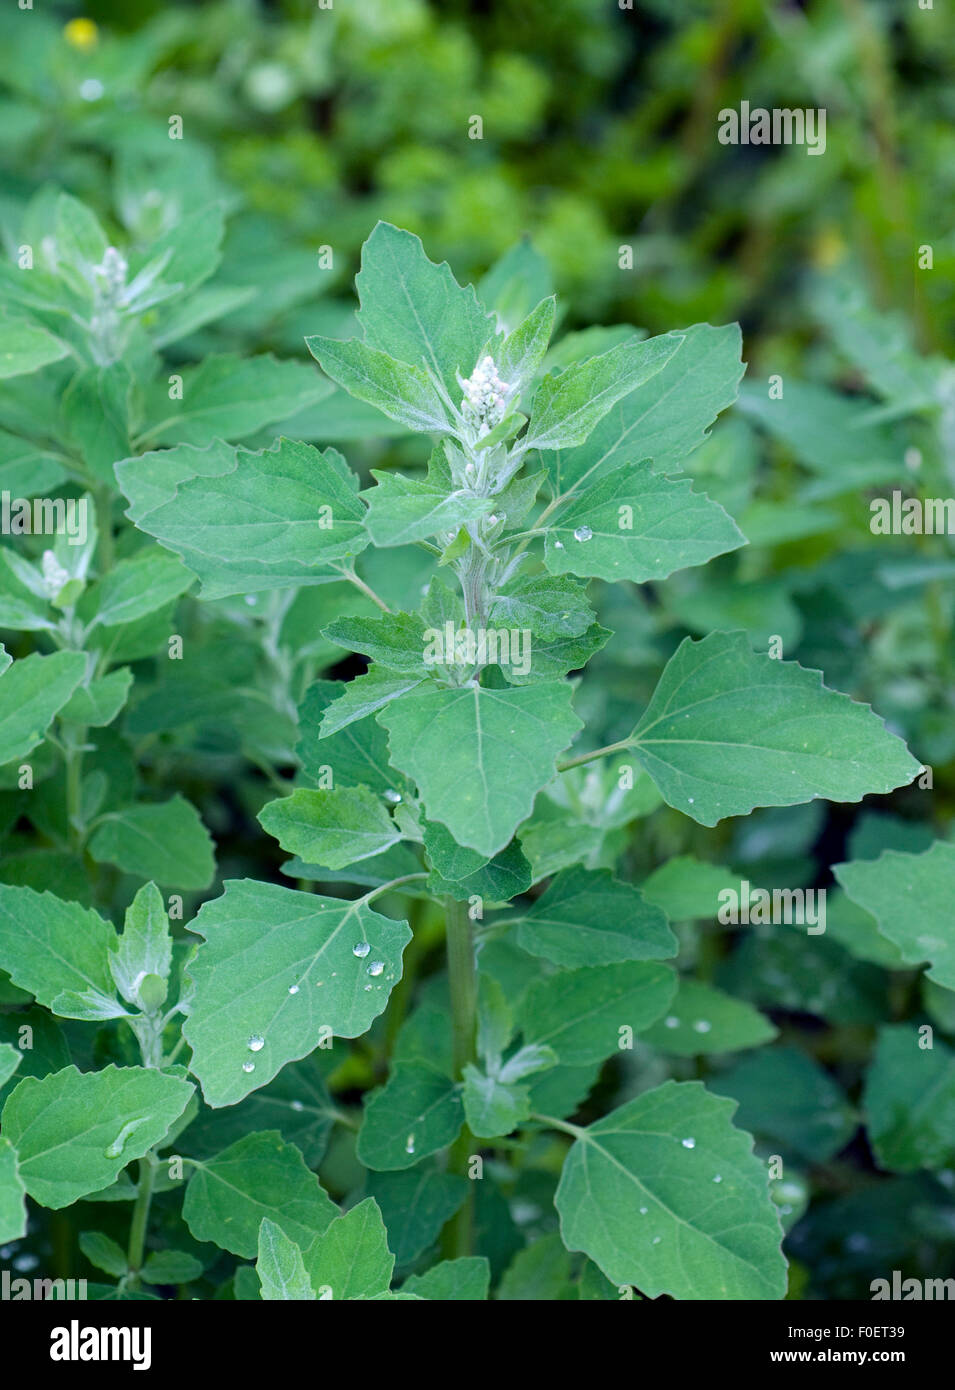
[95,486,114,574]
[531,1113,585,1139]
[442,896,478,1258]
[339,563,392,613]
[556,737,631,773]
[445,896,477,1076]
[64,724,86,851]
[126,1152,157,1282]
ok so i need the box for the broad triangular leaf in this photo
[627,632,919,826]
[1,1064,194,1208]
[555,1080,786,1298]
[378,682,582,858]
[182,880,412,1107]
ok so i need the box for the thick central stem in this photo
[445,895,477,1076]
[443,896,478,1258]
[126,1152,157,1283]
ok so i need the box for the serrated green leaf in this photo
[401,1256,490,1300]
[0,650,86,763]
[256,1219,316,1300]
[298,680,408,795]
[87,550,193,628]
[109,881,172,1008]
[525,333,681,451]
[543,323,745,493]
[306,337,453,434]
[354,221,498,395]
[0,884,116,1010]
[513,866,677,967]
[379,682,582,858]
[318,667,427,737]
[88,796,215,890]
[258,787,399,871]
[462,1065,533,1138]
[129,438,367,600]
[302,1197,394,1300]
[865,1026,955,1173]
[367,1168,468,1266]
[182,880,411,1107]
[323,610,428,674]
[520,962,676,1065]
[555,1079,786,1298]
[1,1064,194,1208]
[79,1231,128,1279]
[141,354,327,447]
[834,843,955,990]
[358,1065,463,1170]
[362,459,493,548]
[182,1131,338,1257]
[627,632,920,826]
[543,462,744,582]
[641,979,777,1055]
[58,667,133,727]
[140,1249,204,1285]
[0,317,70,378]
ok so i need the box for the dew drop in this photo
[651,1236,661,1246]
[248,1034,265,1052]
[364,984,373,991]
[79,77,105,102]
[405,1134,415,1155]
[242,1061,255,1074]
[288,984,300,995]
[573,525,593,543]
[687,796,694,804]
[383,789,402,804]
[639,1206,648,1215]
[664,1016,679,1029]
[553,540,564,549]
[692,1019,711,1034]
[713,1174,722,1183]
[367,961,385,977]
[353,942,371,959]
[682,1137,695,1149]
[291,1100,304,1112]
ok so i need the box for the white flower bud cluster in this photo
[41,550,70,599]
[458,355,511,431]
[95,247,128,294]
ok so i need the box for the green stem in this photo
[338,563,391,614]
[442,896,478,1258]
[64,725,86,851]
[445,896,477,1077]
[531,1113,585,1139]
[126,1152,157,1282]
[95,486,114,574]
[556,738,631,773]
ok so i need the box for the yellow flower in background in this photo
[64,18,99,51]
[812,227,846,269]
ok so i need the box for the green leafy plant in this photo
[0,219,931,1301]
